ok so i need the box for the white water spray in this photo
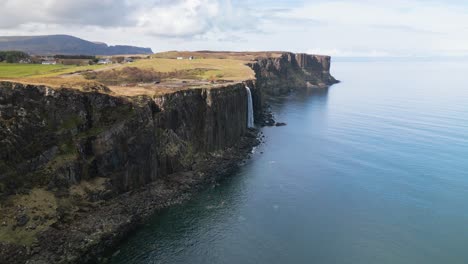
[245,86,254,128]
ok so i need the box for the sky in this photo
[1,0,468,57]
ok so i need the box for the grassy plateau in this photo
[0,51,271,96]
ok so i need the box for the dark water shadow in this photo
[109,165,253,263]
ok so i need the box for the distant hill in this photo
[0,35,153,55]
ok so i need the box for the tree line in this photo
[54,55,96,60]
[0,51,30,63]
[0,52,99,63]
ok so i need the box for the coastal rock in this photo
[250,53,337,96]
[0,82,253,194]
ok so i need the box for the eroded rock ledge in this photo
[0,52,337,264]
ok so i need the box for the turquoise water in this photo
[111,61,468,264]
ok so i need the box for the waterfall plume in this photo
[246,86,254,128]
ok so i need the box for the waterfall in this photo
[245,86,254,128]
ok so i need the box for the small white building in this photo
[97,58,112,65]
[42,60,57,65]
[176,57,184,60]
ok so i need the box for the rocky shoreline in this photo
[1,130,261,264]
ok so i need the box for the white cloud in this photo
[285,0,468,34]
[138,0,220,37]
[0,0,258,38]
[137,0,259,38]
[0,0,135,28]
[1,0,468,57]
[280,0,468,56]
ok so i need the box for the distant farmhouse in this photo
[41,57,57,65]
[98,58,112,65]
[176,56,195,60]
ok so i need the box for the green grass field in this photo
[0,63,105,78]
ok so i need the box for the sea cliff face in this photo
[250,52,338,96]
[0,52,335,264]
[0,82,255,195]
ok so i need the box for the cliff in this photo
[0,52,335,264]
[250,52,338,95]
[0,82,253,195]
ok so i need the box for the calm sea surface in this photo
[111,61,468,264]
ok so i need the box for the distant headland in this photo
[0,35,153,55]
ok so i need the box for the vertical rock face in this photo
[151,85,249,188]
[0,82,140,193]
[250,52,338,98]
[295,53,336,84]
[0,82,250,194]
[296,53,331,71]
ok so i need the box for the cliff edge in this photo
[251,52,338,96]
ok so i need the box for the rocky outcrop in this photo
[295,53,337,85]
[250,52,338,96]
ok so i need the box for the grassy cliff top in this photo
[153,51,284,60]
[0,51,264,97]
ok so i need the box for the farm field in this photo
[124,58,255,81]
[0,63,105,78]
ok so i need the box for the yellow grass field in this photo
[114,58,255,81]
